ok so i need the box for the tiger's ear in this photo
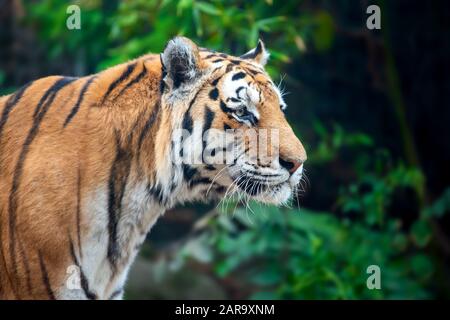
[161,37,204,89]
[240,39,270,66]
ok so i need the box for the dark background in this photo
[1,0,449,299]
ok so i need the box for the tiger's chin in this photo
[252,184,293,205]
[236,178,293,206]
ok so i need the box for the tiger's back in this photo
[0,56,163,299]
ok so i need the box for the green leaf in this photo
[269,50,291,63]
[410,220,432,248]
[192,7,203,37]
[195,2,221,16]
[177,0,192,15]
[312,11,335,52]
[411,254,434,280]
[422,188,450,218]
[250,267,282,286]
[255,16,286,31]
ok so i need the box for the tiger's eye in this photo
[235,107,245,117]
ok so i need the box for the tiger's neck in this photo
[79,57,207,298]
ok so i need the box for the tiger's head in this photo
[159,37,307,206]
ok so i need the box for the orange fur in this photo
[0,38,306,299]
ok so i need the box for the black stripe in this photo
[147,183,165,204]
[63,76,96,127]
[203,106,215,133]
[0,81,33,140]
[170,181,177,192]
[236,86,245,98]
[226,97,240,103]
[220,100,234,113]
[209,88,219,100]
[75,166,83,259]
[69,239,97,300]
[102,62,137,103]
[181,88,202,135]
[182,164,198,183]
[38,251,55,300]
[34,77,77,118]
[109,288,123,300]
[159,54,166,93]
[247,68,262,76]
[107,131,133,270]
[232,72,246,81]
[191,177,213,185]
[211,77,221,86]
[8,77,76,284]
[216,186,226,193]
[17,235,32,294]
[137,101,161,152]
[209,148,216,157]
[178,146,184,158]
[136,103,161,175]
[224,123,232,130]
[202,106,215,164]
[182,111,193,134]
[32,87,54,119]
[126,113,144,146]
[115,64,147,98]
[225,63,234,73]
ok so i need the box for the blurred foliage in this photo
[175,125,443,299]
[178,207,433,299]
[22,0,337,77]
[2,0,448,299]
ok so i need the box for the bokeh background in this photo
[1,0,449,299]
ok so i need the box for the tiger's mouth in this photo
[235,176,270,196]
[230,171,294,204]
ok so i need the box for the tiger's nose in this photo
[279,158,303,175]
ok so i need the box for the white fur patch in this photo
[221,72,260,120]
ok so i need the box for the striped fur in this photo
[0,37,306,299]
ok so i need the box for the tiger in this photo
[0,37,307,300]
